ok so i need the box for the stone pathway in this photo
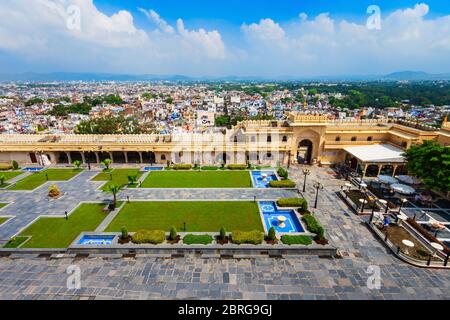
[0,166,449,300]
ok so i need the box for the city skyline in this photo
[1,0,450,77]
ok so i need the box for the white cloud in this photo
[0,1,449,76]
[139,8,175,34]
[241,19,286,42]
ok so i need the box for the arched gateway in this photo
[297,139,313,164]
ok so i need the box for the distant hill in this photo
[1,71,450,82]
[383,71,450,81]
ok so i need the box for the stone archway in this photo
[297,139,313,164]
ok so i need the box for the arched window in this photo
[282,136,288,142]
[161,154,166,161]
[401,141,407,148]
[351,137,357,142]
[367,136,373,142]
[233,136,238,143]
[267,135,272,143]
[266,152,272,159]
[335,136,341,142]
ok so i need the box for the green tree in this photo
[169,226,178,241]
[403,140,450,192]
[268,227,276,241]
[105,183,122,208]
[102,159,112,171]
[73,160,82,170]
[127,174,139,186]
[0,175,5,186]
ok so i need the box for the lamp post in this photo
[302,168,310,193]
[398,198,408,214]
[313,181,324,209]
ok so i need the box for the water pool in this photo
[143,167,164,171]
[259,201,305,233]
[251,171,278,188]
[23,167,44,172]
[78,235,115,245]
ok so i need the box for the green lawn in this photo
[9,169,83,190]
[140,171,252,188]
[105,201,263,232]
[0,217,8,226]
[0,171,23,188]
[93,169,143,191]
[15,203,109,248]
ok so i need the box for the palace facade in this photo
[0,113,449,174]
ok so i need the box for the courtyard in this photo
[0,164,448,300]
[8,169,83,190]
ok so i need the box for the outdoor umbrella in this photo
[377,175,399,185]
[391,183,416,195]
[396,175,421,185]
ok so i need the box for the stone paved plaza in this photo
[0,166,449,300]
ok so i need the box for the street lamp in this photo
[313,181,324,209]
[302,168,310,193]
[398,198,408,214]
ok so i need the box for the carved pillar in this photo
[66,152,72,164]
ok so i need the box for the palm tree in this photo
[102,158,112,171]
[73,160,82,170]
[127,174,138,186]
[105,183,121,209]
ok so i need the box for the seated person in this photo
[383,215,391,230]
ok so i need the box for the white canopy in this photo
[344,144,406,163]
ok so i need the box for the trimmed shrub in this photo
[183,234,213,245]
[132,230,165,244]
[227,164,247,170]
[121,226,128,239]
[277,167,288,180]
[219,227,227,240]
[173,164,193,170]
[281,235,313,246]
[201,166,219,171]
[302,214,325,239]
[169,226,178,241]
[12,161,19,170]
[267,227,276,241]
[269,180,296,188]
[277,198,308,211]
[232,230,264,245]
[0,164,12,171]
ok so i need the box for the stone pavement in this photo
[0,166,449,300]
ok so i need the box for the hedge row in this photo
[201,166,219,171]
[227,164,247,170]
[132,230,165,244]
[280,235,313,246]
[302,214,325,239]
[269,180,296,188]
[231,230,264,245]
[277,198,308,211]
[183,234,214,245]
[0,164,13,171]
[172,164,193,170]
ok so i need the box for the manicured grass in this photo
[183,234,213,245]
[0,171,23,181]
[105,201,263,232]
[280,235,313,246]
[0,203,8,209]
[3,236,29,248]
[140,171,252,188]
[9,169,82,190]
[16,203,109,248]
[93,169,143,191]
[0,217,8,226]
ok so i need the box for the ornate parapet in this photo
[288,113,327,124]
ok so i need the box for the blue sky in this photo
[0,0,450,77]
